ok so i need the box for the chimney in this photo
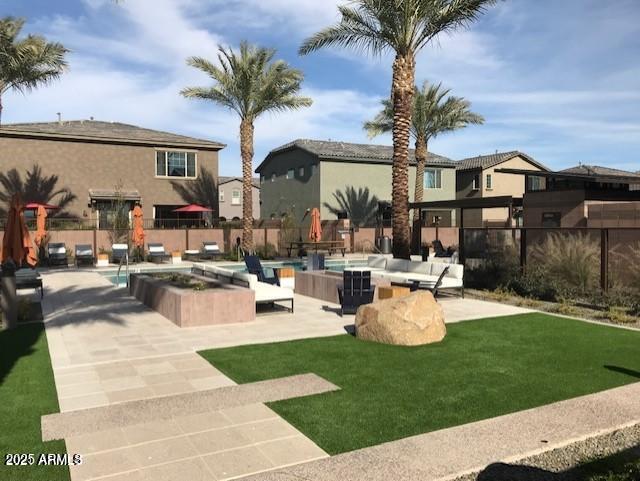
[56,112,62,124]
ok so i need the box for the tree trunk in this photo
[390,53,415,259]
[240,119,254,252]
[0,94,3,126]
[411,135,427,253]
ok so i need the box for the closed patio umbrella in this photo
[2,194,37,268]
[308,207,322,242]
[132,205,145,261]
[34,205,48,248]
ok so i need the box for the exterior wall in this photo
[523,190,587,227]
[586,202,640,228]
[218,179,260,220]
[320,160,456,221]
[0,136,219,220]
[258,149,320,222]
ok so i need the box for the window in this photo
[541,212,561,228]
[528,175,544,191]
[155,151,197,178]
[424,169,442,189]
[231,190,241,205]
[286,168,294,180]
[271,173,276,182]
[298,166,304,177]
[260,175,265,184]
[486,174,493,190]
[472,174,480,190]
[219,191,224,202]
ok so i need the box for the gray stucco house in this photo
[217,176,260,221]
[255,139,457,225]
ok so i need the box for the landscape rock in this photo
[355,291,446,346]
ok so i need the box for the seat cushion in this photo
[253,282,293,303]
[148,245,166,253]
[406,261,429,275]
[76,248,93,256]
[385,259,409,272]
[367,256,387,269]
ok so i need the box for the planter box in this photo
[129,273,255,327]
[294,270,391,304]
[96,254,109,267]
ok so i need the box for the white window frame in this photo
[286,168,294,180]
[298,166,304,177]
[424,168,442,190]
[231,189,241,205]
[155,150,198,179]
[472,173,480,190]
[486,174,493,190]
[219,190,225,202]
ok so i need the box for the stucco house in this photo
[0,120,224,226]
[456,151,549,227]
[256,139,457,225]
[217,176,260,221]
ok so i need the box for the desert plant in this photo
[106,182,130,246]
[529,232,600,295]
[254,243,277,260]
[465,245,520,291]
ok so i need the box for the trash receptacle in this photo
[378,236,392,254]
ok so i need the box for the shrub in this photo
[254,243,277,260]
[506,266,561,302]
[465,245,520,291]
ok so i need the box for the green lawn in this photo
[199,313,640,455]
[0,323,69,481]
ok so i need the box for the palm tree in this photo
[181,42,312,251]
[0,164,76,217]
[0,17,68,125]
[323,186,379,227]
[364,81,484,221]
[300,0,496,258]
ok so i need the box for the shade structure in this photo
[2,194,37,267]
[24,202,59,210]
[34,205,48,248]
[132,205,145,248]
[308,207,322,242]
[173,204,213,213]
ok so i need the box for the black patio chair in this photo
[200,241,222,260]
[244,255,280,286]
[337,270,376,316]
[432,239,453,258]
[111,244,129,264]
[75,244,95,267]
[147,243,171,263]
[47,242,68,267]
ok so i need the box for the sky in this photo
[2,0,639,176]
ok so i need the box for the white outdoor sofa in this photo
[347,255,465,296]
[192,263,294,312]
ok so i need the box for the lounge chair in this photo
[111,244,129,264]
[15,268,43,299]
[337,270,375,316]
[75,244,95,267]
[47,242,68,267]
[244,255,279,286]
[432,239,453,258]
[200,241,222,260]
[147,243,170,263]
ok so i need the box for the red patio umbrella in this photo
[172,204,213,213]
[24,202,60,210]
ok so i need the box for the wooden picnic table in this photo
[286,240,346,257]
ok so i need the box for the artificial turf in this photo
[199,313,640,455]
[0,323,69,481]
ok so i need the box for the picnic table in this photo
[286,240,346,258]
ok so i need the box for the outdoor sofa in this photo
[346,255,465,296]
[192,263,294,312]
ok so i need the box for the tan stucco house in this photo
[0,120,224,226]
[217,176,260,221]
[256,139,457,226]
[456,151,549,227]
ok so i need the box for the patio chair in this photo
[244,255,280,286]
[75,244,95,267]
[47,242,68,267]
[147,243,171,263]
[409,265,450,297]
[111,244,129,264]
[432,240,453,258]
[200,241,222,260]
[15,268,44,299]
[337,270,376,316]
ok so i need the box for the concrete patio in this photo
[37,268,531,481]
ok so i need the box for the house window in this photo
[286,169,294,180]
[155,151,197,178]
[271,173,276,182]
[472,174,480,190]
[424,169,442,189]
[486,174,493,190]
[219,191,224,202]
[299,166,304,177]
[528,175,544,191]
[231,190,241,205]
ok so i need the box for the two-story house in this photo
[217,176,260,221]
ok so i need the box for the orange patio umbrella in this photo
[34,205,48,249]
[308,207,322,242]
[1,194,37,267]
[132,205,145,248]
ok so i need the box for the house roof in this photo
[256,139,455,173]
[218,176,260,189]
[559,164,640,179]
[0,120,225,150]
[456,151,548,172]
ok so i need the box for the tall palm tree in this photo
[300,0,496,258]
[0,17,68,125]
[364,81,484,221]
[323,186,379,227]
[182,42,312,251]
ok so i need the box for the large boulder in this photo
[355,291,446,346]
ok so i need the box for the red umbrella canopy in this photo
[173,204,213,213]
[24,202,59,210]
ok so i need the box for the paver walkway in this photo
[38,269,531,481]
